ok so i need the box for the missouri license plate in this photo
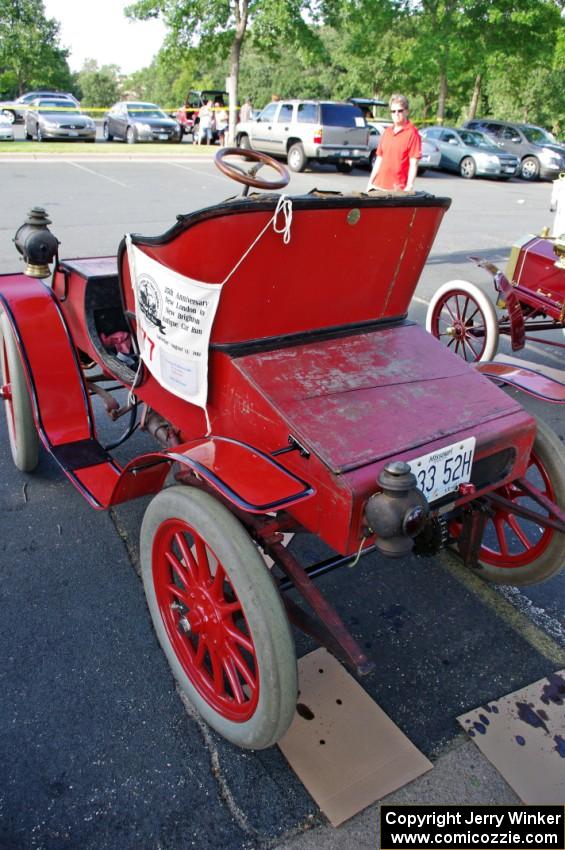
[408,437,476,503]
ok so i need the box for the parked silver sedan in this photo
[0,115,14,141]
[24,98,96,142]
[421,126,519,179]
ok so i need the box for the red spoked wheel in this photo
[141,486,297,748]
[452,418,565,585]
[0,311,39,472]
[426,279,499,362]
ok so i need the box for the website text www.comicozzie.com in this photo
[380,805,565,850]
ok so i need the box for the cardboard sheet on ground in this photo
[278,649,432,826]
[457,669,565,804]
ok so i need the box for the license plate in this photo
[408,437,476,503]
[68,131,78,136]
[341,149,350,156]
[504,167,515,172]
[158,133,168,140]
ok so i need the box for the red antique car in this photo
[426,225,565,362]
[1,150,564,749]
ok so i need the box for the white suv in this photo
[235,100,370,173]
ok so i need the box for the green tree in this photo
[118,0,564,131]
[76,60,121,107]
[485,60,565,130]
[126,49,204,108]
[0,0,72,97]
[125,0,324,137]
[317,0,404,101]
[458,0,564,122]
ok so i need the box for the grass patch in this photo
[0,141,219,155]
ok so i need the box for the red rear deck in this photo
[232,323,528,475]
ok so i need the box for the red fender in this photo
[0,274,314,512]
[110,437,315,512]
[476,361,565,404]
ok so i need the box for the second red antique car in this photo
[426,192,565,362]
[1,150,564,749]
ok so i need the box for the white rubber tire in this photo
[0,311,39,472]
[140,486,298,749]
[426,279,499,362]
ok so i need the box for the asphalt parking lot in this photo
[0,153,563,850]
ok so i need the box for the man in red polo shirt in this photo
[367,94,421,193]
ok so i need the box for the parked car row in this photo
[0,95,184,144]
[233,99,565,181]
[2,88,565,181]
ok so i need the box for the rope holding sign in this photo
[126,195,294,434]
[273,195,293,244]
[221,194,293,285]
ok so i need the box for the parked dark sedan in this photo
[103,102,181,143]
[421,126,519,179]
[24,98,96,142]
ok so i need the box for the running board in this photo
[0,275,314,512]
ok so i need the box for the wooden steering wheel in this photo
[214,147,290,193]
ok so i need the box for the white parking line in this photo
[66,160,129,188]
[168,161,227,183]
[412,295,430,307]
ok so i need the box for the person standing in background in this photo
[215,102,228,145]
[239,98,253,123]
[197,100,213,145]
[366,94,421,193]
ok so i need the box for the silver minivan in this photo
[235,100,369,172]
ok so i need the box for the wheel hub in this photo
[179,584,223,642]
[446,321,469,340]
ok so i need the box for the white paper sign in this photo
[126,239,223,408]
